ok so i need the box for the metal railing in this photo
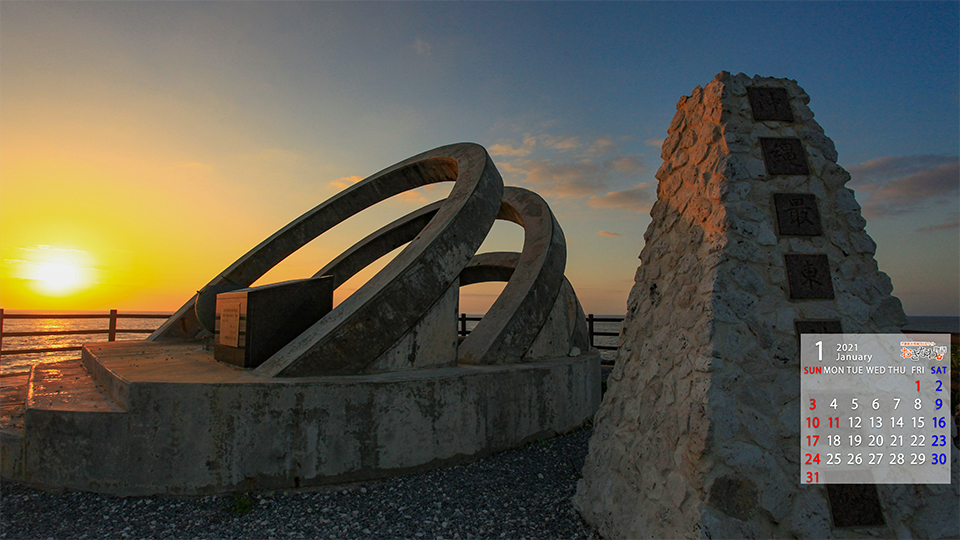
[460,312,625,354]
[0,309,171,356]
[586,314,624,351]
[1,309,626,358]
[457,313,481,336]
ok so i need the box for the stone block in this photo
[574,73,940,540]
[214,276,333,369]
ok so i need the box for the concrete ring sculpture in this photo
[306,187,568,366]
[152,143,504,376]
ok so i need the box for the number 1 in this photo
[816,341,822,361]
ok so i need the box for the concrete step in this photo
[79,341,261,411]
[0,372,29,433]
[26,359,126,414]
[2,360,125,482]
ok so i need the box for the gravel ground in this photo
[0,426,601,540]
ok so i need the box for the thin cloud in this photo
[644,138,664,148]
[491,132,645,201]
[916,220,959,233]
[413,37,431,57]
[540,135,580,151]
[393,190,429,204]
[847,156,959,217]
[849,155,956,188]
[489,135,536,157]
[329,175,363,191]
[597,231,621,237]
[610,156,646,174]
[585,136,616,156]
[513,158,609,198]
[586,183,654,212]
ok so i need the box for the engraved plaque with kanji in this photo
[747,87,794,122]
[795,319,843,336]
[761,138,809,176]
[785,253,834,299]
[774,193,823,236]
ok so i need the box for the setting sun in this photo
[5,245,96,301]
[36,262,77,290]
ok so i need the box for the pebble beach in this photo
[1,426,601,540]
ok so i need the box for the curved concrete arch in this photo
[457,187,567,365]
[255,144,503,376]
[459,251,519,285]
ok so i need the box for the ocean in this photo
[0,312,169,375]
[0,313,626,375]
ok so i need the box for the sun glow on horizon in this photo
[11,245,95,298]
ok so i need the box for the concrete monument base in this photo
[1,340,599,496]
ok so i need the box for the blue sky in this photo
[1,1,958,315]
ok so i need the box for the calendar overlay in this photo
[800,333,951,484]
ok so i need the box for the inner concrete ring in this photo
[152,143,504,377]
[306,187,567,366]
[458,187,566,364]
[312,201,443,290]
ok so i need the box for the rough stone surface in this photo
[573,72,957,539]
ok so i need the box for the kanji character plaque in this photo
[774,193,823,236]
[785,253,835,299]
[760,137,810,175]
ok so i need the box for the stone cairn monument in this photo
[574,73,958,538]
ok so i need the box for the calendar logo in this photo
[934,345,947,361]
[900,341,936,362]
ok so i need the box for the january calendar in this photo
[800,334,951,484]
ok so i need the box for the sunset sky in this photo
[1,2,958,316]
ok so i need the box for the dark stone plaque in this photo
[827,484,886,528]
[215,275,334,368]
[795,319,843,336]
[747,87,794,122]
[760,138,809,176]
[774,193,823,236]
[785,254,834,299]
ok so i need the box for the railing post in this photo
[587,313,595,348]
[108,309,118,342]
[460,313,467,336]
[0,308,4,355]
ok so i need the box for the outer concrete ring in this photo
[153,143,504,377]
[256,144,503,376]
